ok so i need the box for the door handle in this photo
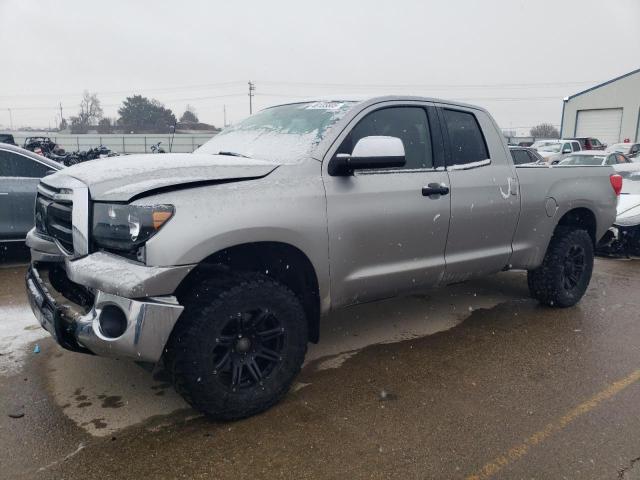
[422,183,449,197]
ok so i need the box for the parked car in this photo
[26,96,618,420]
[0,133,17,146]
[0,143,63,242]
[509,146,545,165]
[530,139,559,150]
[567,137,606,150]
[558,151,640,180]
[536,139,582,164]
[597,171,640,256]
[606,142,640,160]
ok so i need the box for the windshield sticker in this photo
[305,102,344,110]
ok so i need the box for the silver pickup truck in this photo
[26,97,620,420]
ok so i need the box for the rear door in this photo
[323,102,451,307]
[437,106,520,282]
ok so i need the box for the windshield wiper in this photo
[217,151,251,158]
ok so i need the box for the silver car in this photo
[0,143,63,243]
[25,97,618,420]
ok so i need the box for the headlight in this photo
[92,203,174,251]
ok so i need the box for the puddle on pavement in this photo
[44,271,529,438]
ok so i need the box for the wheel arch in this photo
[174,241,321,343]
[555,207,597,245]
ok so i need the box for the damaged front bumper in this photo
[25,231,194,363]
[26,264,184,363]
[596,224,640,257]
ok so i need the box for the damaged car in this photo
[598,171,640,257]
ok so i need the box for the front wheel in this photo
[167,273,308,421]
[527,227,594,308]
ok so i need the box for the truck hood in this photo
[46,153,279,201]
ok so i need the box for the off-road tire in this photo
[166,272,308,420]
[527,227,594,308]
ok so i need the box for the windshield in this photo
[196,101,356,163]
[559,155,605,166]
[622,173,640,194]
[538,144,561,153]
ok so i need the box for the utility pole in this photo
[223,104,227,127]
[7,108,13,131]
[59,102,64,129]
[248,81,255,114]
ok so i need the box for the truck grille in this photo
[36,183,74,254]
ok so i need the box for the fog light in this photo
[99,305,128,338]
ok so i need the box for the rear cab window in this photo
[441,109,489,168]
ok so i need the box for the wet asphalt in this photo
[1,247,640,479]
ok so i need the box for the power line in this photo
[0,92,248,111]
[258,79,602,90]
[0,78,602,101]
[0,81,248,100]
[254,93,563,102]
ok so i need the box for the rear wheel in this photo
[167,273,308,420]
[527,227,594,308]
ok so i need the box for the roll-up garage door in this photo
[575,108,623,145]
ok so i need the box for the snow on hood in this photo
[44,153,279,201]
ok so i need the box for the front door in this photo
[0,149,50,239]
[323,103,451,308]
[437,106,521,282]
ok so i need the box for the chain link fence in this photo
[12,133,217,154]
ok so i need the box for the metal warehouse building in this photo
[560,67,640,145]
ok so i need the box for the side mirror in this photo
[329,136,406,176]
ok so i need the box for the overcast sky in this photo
[1,0,638,134]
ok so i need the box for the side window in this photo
[511,149,529,165]
[592,139,601,147]
[606,155,617,165]
[572,142,580,152]
[617,154,628,164]
[562,143,572,153]
[5,152,50,178]
[337,106,433,170]
[0,150,16,176]
[442,109,489,166]
[526,150,541,163]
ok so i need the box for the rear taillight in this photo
[610,174,623,196]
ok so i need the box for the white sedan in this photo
[606,142,640,160]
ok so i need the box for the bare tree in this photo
[70,91,103,133]
[180,104,199,123]
[530,123,560,139]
